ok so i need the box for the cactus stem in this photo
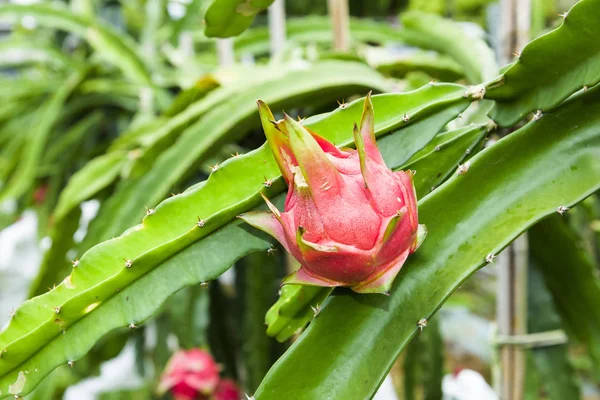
[124,259,133,268]
[417,318,428,331]
[197,217,206,228]
[71,259,79,268]
[457,161,471,175]
[557,205,569,215]
[486,253,496,263]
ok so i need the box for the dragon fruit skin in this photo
[239,94,426,294]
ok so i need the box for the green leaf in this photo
[53,151,127,222]
[400,11,498,83]
[529,214,600,376]
[204,0,275,38]
[376,52,465,82]
[527,261,581,400]
[0,74,79,202]
[83,61,392,245]
[0,3,151,85]
[403,316,444,400]
[254,85,600,400]
[486,0,600,126]
[234,16,406,55]
[0,39,80,71]
[0,84,471,398]
[400,122,491,198]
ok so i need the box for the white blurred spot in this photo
[442,369,497,400]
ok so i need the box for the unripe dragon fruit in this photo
[239,94,426,294]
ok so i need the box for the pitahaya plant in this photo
[239,94,427,294]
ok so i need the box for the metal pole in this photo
[268,0,286,56]
[216,38,234,66]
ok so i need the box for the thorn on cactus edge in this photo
[200,282,209,287]
[267,247,277,255]
[457,161,470,175]
[68,361,74,368]
[402,114,410,122]
[337,99,347,109]
[145,207,155,216]
[417,318,427,331]
[245,394,255,400]
[197,217,206,228]
[210,163,219,172]
[71,259,79,268]
[533,110,543,120]
[558,11,568,19]
[513,51,521,57]
[557,205,569,215]
[129,323,137,330]
[486,253,496,263]
[53,306,61,314]
[124,259,133,268]
[311,304,321,318]
[263,177,273,188]
[584,85,589,92]
[435,145,441,152]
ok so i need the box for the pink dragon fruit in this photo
[239,93,426,294]
[158,349,220,400]
[213,379,241,400]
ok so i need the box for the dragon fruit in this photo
[213,379,241,400]
[158,349,220,400]
[239,94,426,294]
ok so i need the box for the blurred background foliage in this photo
[0,0,597,399]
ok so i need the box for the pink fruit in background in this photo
[239,93,426,294]
[158,349,220,400]
[213,379,241,400]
